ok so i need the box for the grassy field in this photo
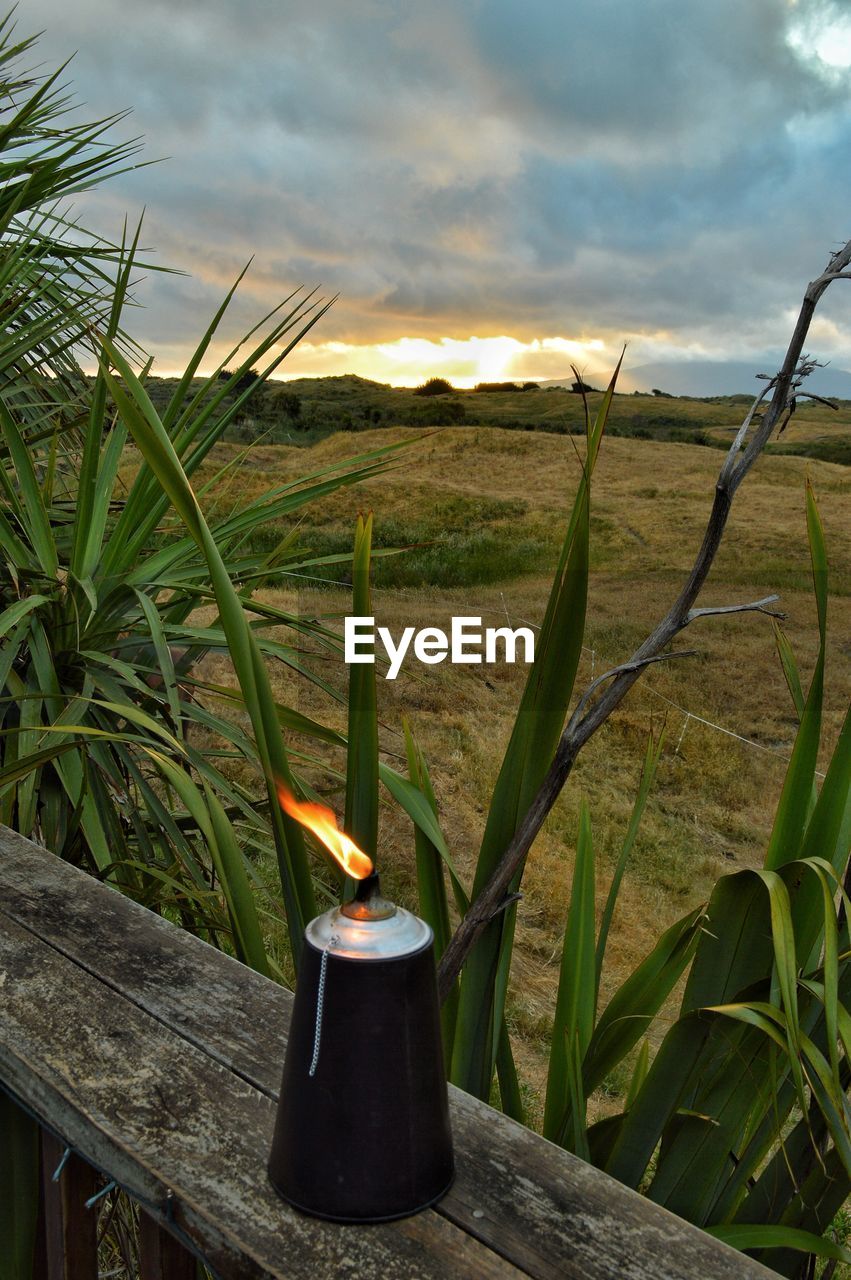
[182,413,850,1124]
[143,373,851,465]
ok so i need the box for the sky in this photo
[22,0,851,388]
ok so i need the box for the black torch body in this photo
[268,882,454,1222]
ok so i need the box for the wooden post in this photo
[40,1130,99,1280]
[139,1210,197,1280]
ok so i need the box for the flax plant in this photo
[0,262,402,962]
[0,25,402,1275]
[0,16,403,980]
[450,360,621,1105]
[0,13,151,429]
[394,473,850,1271]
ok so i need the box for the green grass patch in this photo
[767,435,851,466]
[247,493,554,589]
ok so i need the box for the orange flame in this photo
[277,782,374,880]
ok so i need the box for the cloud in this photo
[17,0,851,378]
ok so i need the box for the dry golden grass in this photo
[186,424,849,1118]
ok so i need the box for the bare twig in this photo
[796,393,839,411]
[438,239,851,1003]
[686,594,784,622]
[566,649,697,735]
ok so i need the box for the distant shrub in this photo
[414,377,454,396]
[474,381,520,393]
[270,388,302,420]
[570,378,600,394]
[226,367,261,395]
[770,436,851,466]
[407,399,466,425]
[521,381,540,391]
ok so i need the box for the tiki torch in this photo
[268,785,454,1222]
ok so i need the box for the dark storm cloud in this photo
[18,0,851,368]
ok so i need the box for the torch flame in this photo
[277,782,374,879]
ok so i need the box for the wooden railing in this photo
[0,826,777,1279]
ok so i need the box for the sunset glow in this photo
[271,335,609,388]
[36,0,851,385]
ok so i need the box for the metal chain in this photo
[309,934,339,1078]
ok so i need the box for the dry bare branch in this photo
[565,649,697,737]
[798,389,834,409]
[686,595,784,623]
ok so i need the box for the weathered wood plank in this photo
[0,829,777,1279]
[440,1093,764,1280]
[0,826,273,1088]
[0,912,522,1280]
[40,1130,99,1280]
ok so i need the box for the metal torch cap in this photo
[305,903,433,960]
